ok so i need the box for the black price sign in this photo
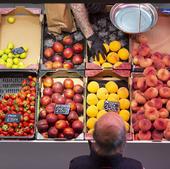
[55,104,70,115]
[5,114,21,123]
[104,101,120,112]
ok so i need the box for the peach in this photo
[136,110,145,120]
[145,107,159,121]
[138,130,151,140]
[138,119,152,131]
[133,56,140,65]
[138,44,151,57]
[133,120,140,132]
[164,129,170,140]
[151,52,162,60]
[153,59,165,69]
[134,93,146,105]
[139,57,153,68]
[145,75,158,87]
[136,34,148,44]
[144,101,154,110]
[143,66,156,76]
[144,87,158,99]
[156,80,163,90]
[167,80,170,87]
[161,98,168,105]
[131,48,138,57]
[134,133,139,140]
[132,77,138,89]
[136,77,145,89]
[132,114,137,123]
[153,118,167,131]
[166,100,170,112]
[152,130,163,140]
[159,87,170,98]
[157,69,170,81]
[162,54,170,67]
[159,108,169,118]
[131,100,140,112]
[150,98,162,110]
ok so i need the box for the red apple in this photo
[55,95,66,104]
[64,89,74,99]
[52,93,61,103]
[73,94,83,103]
[52,42,64,53]
[57,114,66,120]
[63,62,74,69]
[44,48,54,58]
[65,99,73,104]
[46,113,58,125]
[73,84,84,94]
[72,120,84,133]
[45,61,53,69]
[63,127,75,139]
[73,43,83,53]
[45,103,55,114]
[58,133,64,138]
[63,48,73,59]
[55,120,69,130]
[72,54,83,65]
[41,132,48,138]
[67,111,79,122]
[68,101,77,111]
[76,103,83,115]
[52,61,63,69]
[37,119,49,132]
[48,127,58,138]
[40,96,51,106]
[43,87,53,96]
[39,109,47,119]
[63,78,74,89]
[52,82,64,93]
[43,77,54,88]
[63,35,73,45]
[52,54,64,62]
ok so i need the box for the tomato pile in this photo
[0,76,36,137]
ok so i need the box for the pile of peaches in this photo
[132,67,170,140]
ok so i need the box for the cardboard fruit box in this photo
[0,7,43,71]
[130,12,170,72]
[36,70,86,140]
[85,70,133,141]
[130,70,170,142]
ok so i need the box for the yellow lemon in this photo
[113,62,123,68]
[119,99,130,110]
[107,93,119,102]
[87,81,99,93]
[106,52,119,64]
[97,110,107,119]
[87,105,98,117]
[95,53,106,64]
[109,40,121,52]
[93,61,100,66]
[105,81,118,93]
[102,62,112,68]
[97,88,108,100]
[103,43,110,53]
[87,93,98,105]
[97,100,105,110]
[118,48,129,61]
[88,128,94,134]
[119,110,130,122]
[124,121,130,132]
[87,117,97,129]
[117,87,129,99]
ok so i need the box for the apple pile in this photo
[37,76,84,139]
[131,34,170,69]
[43,34,84,70]
[132,67,170,140]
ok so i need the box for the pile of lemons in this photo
[93,40,129,68]
[86,80,130,134]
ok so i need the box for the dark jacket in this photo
[69,150,143,169]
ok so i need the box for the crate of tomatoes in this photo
[0,72,37,139]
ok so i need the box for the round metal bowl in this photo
[110,3,158,33]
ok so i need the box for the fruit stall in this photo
[0,3,170,169]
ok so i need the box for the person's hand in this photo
[87,33,107,61]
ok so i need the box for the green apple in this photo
[2,54,8,61]
[4,48,11,54]
[20,52,27,59]
[7,16,16,24]
[0,58,5,65]
[0,50,4,56]
[13,58,19,65]
[6,62,13,68]
[23,46,28,52]
[8,52,14,58]
[7,58,13,64]
[7,42,14,49]
[12,65,18,69]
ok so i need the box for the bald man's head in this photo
[93,112,126,155]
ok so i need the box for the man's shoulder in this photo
[121,157,143,169]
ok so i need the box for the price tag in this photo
[104,101,120,112]
[5,114,21,123]
[55,104,70,115]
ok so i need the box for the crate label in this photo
[5,114,21,123]
[55,104,70,115]
[104,101,120,112]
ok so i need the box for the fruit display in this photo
[131,34,170,70]
[0,75,36,137]
[43,30,85,70]
[0,42,28,69]
[37,76,84,139]
[86,78,130,137]
[131,67,170,140]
